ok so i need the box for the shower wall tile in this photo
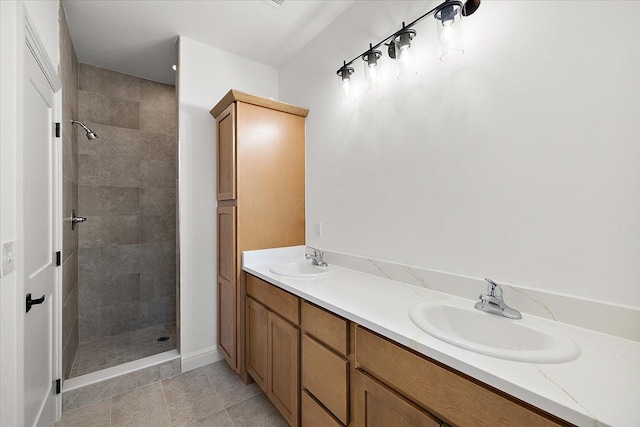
[77,65,176,344]
[79,90,140,130]
[141,215,176,244]
[79,154,141,188]
[78,186,103,216]
[101,302,140,336]
[79,216,107,248]
[79,273,139,315]
[140,78,174,108]
[80,64,142,102]
[79,215,140,248]
[79,245,141,280]
[63,177,79,260]
[63,177,73,259]
[140,270,175,300]
[78,123,143,158]
[140,296,176,326]
[78,307,102,343]
[62,285,78,353]
[140,188,176,216]
[62,320,78,380]
[141,160,176,188]
[141,242,176,273]
[80,186,140,216]
[139,104,177,136]
[140,132,177,162]
[139,79,176,136]
[105,216,141,246]
[102,187,141,215]
[62,251,78,304]
[62,109,78,183]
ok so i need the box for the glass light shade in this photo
[363,50,383,93]
[339,76,355,104]
[394,31,417,79]
[435,3,464,61]
[337,63,355,104]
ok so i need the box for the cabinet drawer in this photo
[354,369,440,427]
[301,390,343,427]
[246,274,299,325]
[302,334,349,425]
[301,301,349,356]
[355,327,569,427]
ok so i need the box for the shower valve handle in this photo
[71,209,87,230]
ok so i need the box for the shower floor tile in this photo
[69,322,176,378]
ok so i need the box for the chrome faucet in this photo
[305,247,328,267]
[474,278,522,320]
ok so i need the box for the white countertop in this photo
[243,246,640,427]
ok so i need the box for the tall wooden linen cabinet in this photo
[210,90,307,382]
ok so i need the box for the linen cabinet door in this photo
[216,103,236,201]
[246,297,268,390]
[353,370,441,427]
[268,311,300,427]
[217,206,236,369]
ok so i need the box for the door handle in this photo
[26,293,45,313]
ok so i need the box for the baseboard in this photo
[181,345,222,372]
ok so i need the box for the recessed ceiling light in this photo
[172,64,177,71]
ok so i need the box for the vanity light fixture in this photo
[362,44,382,93]
[337,61,355,104]
[336,0,480,102]
[435,1,464,60]
[392,23,417,79]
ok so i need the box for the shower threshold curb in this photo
[62,349,180,412]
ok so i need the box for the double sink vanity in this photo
[243,246,640,427]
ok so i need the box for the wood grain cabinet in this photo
[211,90,307,378]
[354,326,571,427]
[246,274,301,427]
[300,302,351,427]
[353,369,441,427]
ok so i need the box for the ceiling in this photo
[63,0,354,85]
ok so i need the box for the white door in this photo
[23,46,58,427]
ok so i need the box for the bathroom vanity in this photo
[244,273,568,427]
[242,246,640,427]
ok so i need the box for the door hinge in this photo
[55,251,61,266]
[55,122,60,138]
[55,378,61,394]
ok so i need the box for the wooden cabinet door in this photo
[246,297,268,390]
[268,311,300,427]
[216,103,236,200]
[217,206,236,369]
[353,370,440,427]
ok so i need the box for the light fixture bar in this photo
[336,0,475,74]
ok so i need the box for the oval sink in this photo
[269,261,333,278]
[409,300,580,363]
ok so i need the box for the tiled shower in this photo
[67,64,177,378]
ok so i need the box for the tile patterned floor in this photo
[69,322,177,378]
[57,360,287,427]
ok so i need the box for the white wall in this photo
[279,1,640,308]
[177,37,278,367]
[24,0,59,70]
[1,1,59,425]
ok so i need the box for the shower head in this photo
[70,119,98,140]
